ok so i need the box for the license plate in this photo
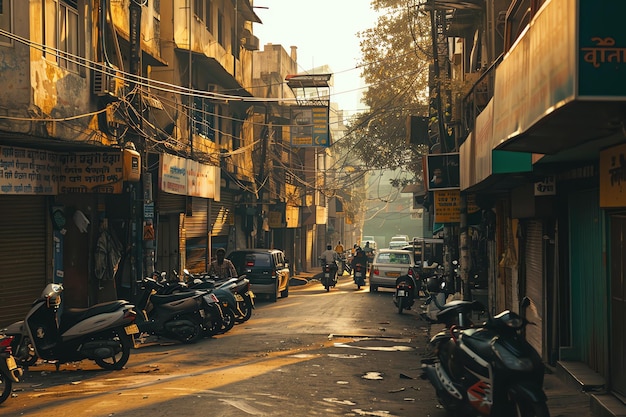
[355,272,362,278]
[5,355,17,371]
[386,272,400,277]
[397,289,406,297]
[235,294,244,302]
[324,273,329,278]
[124,324,139,335]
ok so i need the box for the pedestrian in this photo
[363,241,375,264]
[334,240,344,255]
[208,248,238,279]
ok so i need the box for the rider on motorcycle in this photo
[320,245,339,271]
[351,247,369,273]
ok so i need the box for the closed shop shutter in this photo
[210,192,234,237]
[0,196,48,327]
[525,219,544,357]
[185,198,208,238]
[157,190,186,214]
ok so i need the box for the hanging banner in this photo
[160,154,220,200]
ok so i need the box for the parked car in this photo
[227,249,290,302]
[369,249,415,292]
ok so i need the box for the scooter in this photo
[420,297,549,416]
[321,262,338,292]
[0,334,22,404]
[183,269,253,324]
[353,263,366,290]
[393,269,418,314]
[5,283,138,371]
[134,277,213,343]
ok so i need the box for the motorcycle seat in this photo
[60,300,131,333]
[150,292,200,305]
[458,328,494,357]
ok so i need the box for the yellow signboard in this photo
[600,143,626,207]
[434,190,461,223]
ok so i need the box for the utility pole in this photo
[129,0,147,290]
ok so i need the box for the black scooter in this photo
[134,277,212,344]
[321,262,338,291]
[392,269,419,314]
[420,297,548,417]
[353,262,366,290]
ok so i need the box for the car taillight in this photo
[246,261,255,267]
[408,268,414,277]
[373,268,379,276]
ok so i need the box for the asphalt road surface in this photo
[1,275,447,417]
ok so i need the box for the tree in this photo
[336,0,432,186]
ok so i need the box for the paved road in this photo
[1,275,446,417]
[1,274,593,417]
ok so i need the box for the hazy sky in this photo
[252,1,380,114]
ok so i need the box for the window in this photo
[44,0,80,72]
[0,0,12,46]
[217,10,224,46]
[193,96,217,142]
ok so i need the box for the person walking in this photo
[208,248,238,280]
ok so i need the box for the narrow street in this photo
[1,276,447,417]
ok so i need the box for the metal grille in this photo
[0,196,48,327]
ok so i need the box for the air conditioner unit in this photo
[93,64,125,98]
[242,33,259,51]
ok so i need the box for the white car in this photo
[389,235,409,249]
[369,249,415,292]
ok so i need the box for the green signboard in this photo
[578,0,626,97]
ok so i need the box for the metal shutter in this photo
[0,196,48,327]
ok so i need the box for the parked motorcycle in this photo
[421,297,549,416]
[155,271,235,336]
[134,277,213,343]
[5,283,138,371]
[321,262,338,291]
[182,269,253,324]
[0,334,22,404]
[353,262,366,290]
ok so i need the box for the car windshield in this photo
[376,252,411,265]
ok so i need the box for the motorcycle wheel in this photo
[175,315,202,344]
[397,297,405,314]
[14,336,38,368]
[218,308,236,334]
[0,370,12,405]
[512,399,550,417]
[235,298,253,323]
[94,328,132,371]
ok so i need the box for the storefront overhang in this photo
[490,0,626,157]
[495,100,626,155]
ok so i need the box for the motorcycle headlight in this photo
[493,342,534,371]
